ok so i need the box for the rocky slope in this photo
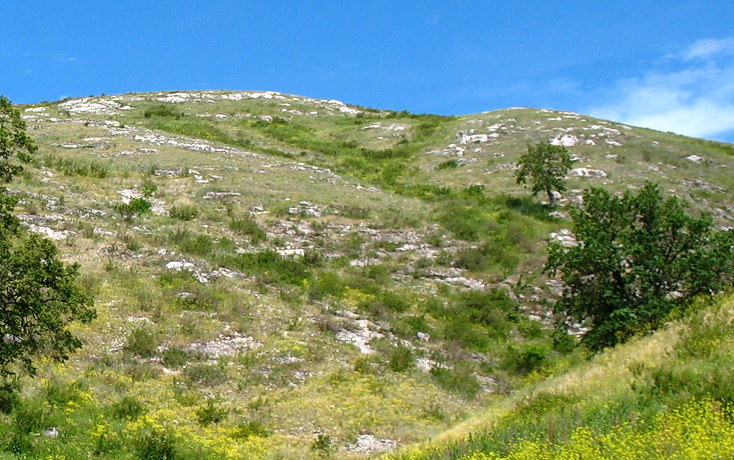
[2,90,732,459]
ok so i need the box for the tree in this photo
[515,141,573,206]
[0,95,36,182]
[0,96,95,377]
[545,183,734,351]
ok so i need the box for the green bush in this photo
[387,346,415,373]
[143,104,184,119]
[184,364,226,386]
[515,344,549,373]
[430,364,482,399]
[0,383,18,414]
[13,400,51,434]
[136,429,177,460]
[161,348,196,368]
[169,204,199,221]
[233,420,271,439]
[229,215,267,243]
[437,159,459,170]
[123,327,159,358]
[115,198,152,221]
[196,399,228,426]
[111,395,145,420]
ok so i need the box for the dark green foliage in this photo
[437,159,459,170]
[136,429,177,460]
[233,420,271,439]
[0,383,19,414]
[169,204,199,221]
[514,344,549,373]
[111,395,145,420]
[515,141,573,205]
[226,250,312,286]
[13,400,51,434]
[40,154,109,179]
[430,364,482,399]
[43,379,87,407]
[229,215,267,243]
[115,198,152,221]
[161,348,196,368]
[0,220,95,376]
[387,346,415,372]
[0,100,94,376]
[0,95,37,183]
[196,399,228,426]
[309,272,345,300]
[546,183,734,351]
[123,327,159,358]
[143,104,184,119]
[183,363,226,386]
[311,434,333,454]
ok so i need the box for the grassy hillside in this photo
[0,90,731,459]
[387,294,734,460]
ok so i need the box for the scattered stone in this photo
[346,434,397,453]
[551,134,579,146]
[188,334,259,358]
[549,229,576,247]
[58,98,130,115]
[335,319,384,354]
[203,191,241,200]
[570,167,607,178]
[686,155,703,162]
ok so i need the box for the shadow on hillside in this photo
[494,194,559,222]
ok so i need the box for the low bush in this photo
[169,204,199,221]
[123,326,159,358]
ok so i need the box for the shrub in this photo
[515,344,549,373]
[430,364,482,399]
[184,364,226,386]
[115,198,152,221]
[0,383,18,414]
[229,216,267,243]
[111,395,145,420]
[123,327,159,358]
[196,399,228,426]
[233,420,271,439]
[169,204,199,221]
[143,104,183,119]
[136,429,177,460]
[387,346,415,373]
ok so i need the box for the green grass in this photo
[3,91,732,460]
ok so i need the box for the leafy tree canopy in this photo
[0,96,95,377]
[545,183,734,351]
[515,141,573,206]
[0,95,37,184]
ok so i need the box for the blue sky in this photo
[2,1,734,142]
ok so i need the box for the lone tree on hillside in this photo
[515,141,573,206]
[545,183,734,351]
[0,96,95,377]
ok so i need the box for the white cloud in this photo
[589,38,734,141]
[681,38,734,61]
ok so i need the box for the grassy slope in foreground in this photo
[388,294,734,460]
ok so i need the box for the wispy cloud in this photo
[589,38,734,141]
[54,54,81,63]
